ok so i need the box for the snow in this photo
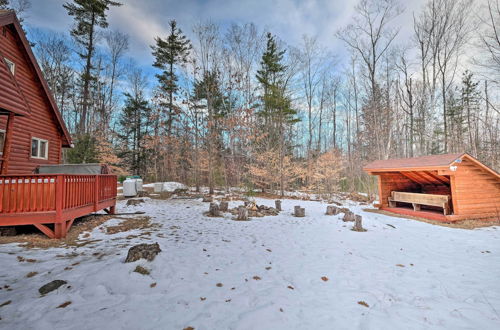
[142,182,188,192]
[1,197,499,329]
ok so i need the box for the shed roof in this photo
[0,10,72,147]
[364,153,464,171]
[364,153,500,179]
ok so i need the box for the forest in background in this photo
[1,0,499,197]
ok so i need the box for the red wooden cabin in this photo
[0,10,116,238]
[364,153,500,222]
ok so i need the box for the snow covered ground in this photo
[1,197,499,330]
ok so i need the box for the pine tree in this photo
[63,0,121,135]
[255,32,298,196]
[151,20,191,137]
[118,92,151,177]
[460,70,481,155]
[256,32,298,143]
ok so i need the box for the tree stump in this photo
[326,205,338,215]
[209,202,221,216]
[294,206,305,217]
[236,206,248,221]
[342,211,355,222]
[202,196,213,203]
[352,215,366,232]
[275,200,282,211]
[219,201,229,212]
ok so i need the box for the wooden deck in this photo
[0,174,117,238]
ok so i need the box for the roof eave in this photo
[0,11,73,146]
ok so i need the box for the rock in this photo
[39,280,67,295]
[126,199,145,206]
[125,243,161,263]
[136,191,149,197]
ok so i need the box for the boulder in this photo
[39,280,67,295]
[127,199,145,206]
[125,243,161,263]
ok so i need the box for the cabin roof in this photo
[0,10,72,147]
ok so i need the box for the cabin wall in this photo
[0,25,63,174]
[453,158,500,216]
[378,172,421,208]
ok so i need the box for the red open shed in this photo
[364,153,500,222]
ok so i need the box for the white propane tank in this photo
[135,178,143,192]
[123,179,137,197]
[154,182,163,193]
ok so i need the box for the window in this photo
[0,130,4,155]
[31,137,48,159]
[4,58,15,75]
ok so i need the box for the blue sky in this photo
[24,0,429,69]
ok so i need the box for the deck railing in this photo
[0,174,117,214]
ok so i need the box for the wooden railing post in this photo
[94,175,99,212]
[55,175,64,221]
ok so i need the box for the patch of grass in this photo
[0,214,117,249]
[26,271,38,278]
[216,283,223,287]
[133,265,150,275]
[106,216,155,235]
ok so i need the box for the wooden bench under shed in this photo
[388,191,450,215]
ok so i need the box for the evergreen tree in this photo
[151,20,191,137]
[65,134,99,163]
[459,70,481,154]
[256,32,298,143]
[255,32,298,196]
[118,92,151,177]
[63,0,121,135]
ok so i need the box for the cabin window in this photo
[4,58,15,75]
[31,137,48,159]
[0,130,5,155]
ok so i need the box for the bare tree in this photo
[336,0,403,98]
